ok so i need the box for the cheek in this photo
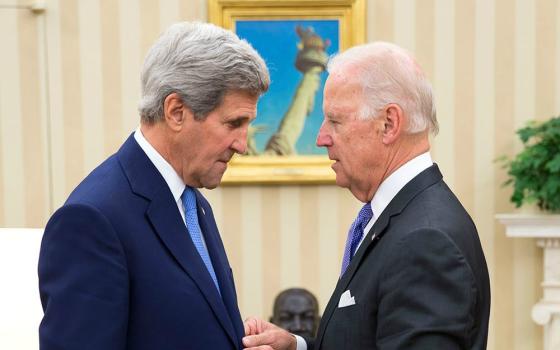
[203,134,230,156]
[215,129,236,150]
[216,140,233,156]
[342,142,373,172]
[342,153,359,175]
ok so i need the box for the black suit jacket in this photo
[39,135,244,349]
[310,165,490,350]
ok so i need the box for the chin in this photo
[199,166,228,189]
[334,175,350,189]
[202,175,226,189]
[201,179,221,189]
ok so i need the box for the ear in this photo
[381,103,404,144]
[163,93,192,131]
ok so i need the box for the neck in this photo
[384,132,430,178]
[362,132,430,202]
[140,122,182,177]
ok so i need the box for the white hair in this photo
[138,22,270,122]
[327,41,438,135]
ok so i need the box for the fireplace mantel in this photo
[496,213,560,350]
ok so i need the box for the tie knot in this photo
[340,202,373,277]
[181,187,197,212]
[358,202,373,224]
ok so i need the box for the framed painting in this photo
[208,0,365,184]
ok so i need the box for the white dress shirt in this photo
[134,128,187,223]
[294,152,433,350]
[359,152,433,247]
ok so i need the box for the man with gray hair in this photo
[39,22,269,350]
[243,41,490,349]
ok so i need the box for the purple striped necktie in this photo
[341,202,373,277]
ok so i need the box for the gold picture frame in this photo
[208,0,366,185]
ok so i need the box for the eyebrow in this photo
[325,113,340,121]
[227,115,253,122]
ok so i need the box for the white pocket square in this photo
[338,289,356,308]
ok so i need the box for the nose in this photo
[292,316,302,331]
[231,128,248,154]
[316,121,332,147]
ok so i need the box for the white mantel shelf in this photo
[496,213,560,350]
[496,214,560,238]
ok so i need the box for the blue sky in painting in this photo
[236,20,339,155]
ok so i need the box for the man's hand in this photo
[243,317,297,350]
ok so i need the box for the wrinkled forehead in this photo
[325,63,365,92]
[327,62,359,82]
[323,71,364,113]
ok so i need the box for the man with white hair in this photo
[39,22,269,350]
[243,42,490,349]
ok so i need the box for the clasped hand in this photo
[242,317,297,350]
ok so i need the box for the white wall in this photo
[0,229,44,349]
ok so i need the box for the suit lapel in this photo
[195,190,244,342]
[117,135,238,347]
[315,165,443,349]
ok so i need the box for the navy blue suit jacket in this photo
[39,135,244,349]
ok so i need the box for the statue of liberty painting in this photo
[260,26,331,155]
[236,20,338,156]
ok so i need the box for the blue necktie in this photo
[181,187,221,294]
[341,202,373,277]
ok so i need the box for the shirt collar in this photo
[134,127,186,203]
[370,152,433,219]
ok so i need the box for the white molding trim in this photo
[496,213,560,237]
[497,214,560,350]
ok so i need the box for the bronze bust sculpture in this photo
[270,288,320,338]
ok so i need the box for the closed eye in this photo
[328,118,340,126]
[325,113,340,125]
[227,117,248,129]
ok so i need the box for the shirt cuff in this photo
[294,334,307,350]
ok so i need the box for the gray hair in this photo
[327,42,438,135]
[138,22,270,122]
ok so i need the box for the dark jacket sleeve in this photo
[376,228,478,350]
[302,336,314,350]
[38,204,129,350]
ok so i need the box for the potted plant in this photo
[496,117,560,349]
[501,116,560,213]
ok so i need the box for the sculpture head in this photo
[270,288,320,338]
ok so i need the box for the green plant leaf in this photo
[501,116,560,212]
